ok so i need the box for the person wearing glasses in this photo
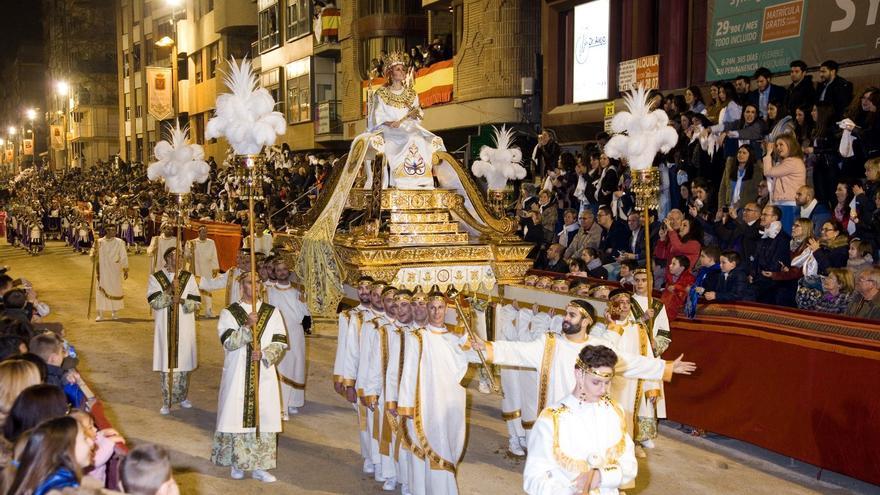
[846,267,880,320]
[807,220,849,272]
[750,205,793,305]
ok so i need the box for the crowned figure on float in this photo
[363,51,444,190]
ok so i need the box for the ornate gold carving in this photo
[388,232,469,246]
[390,212,450,223]
[389,222,461,234]
[375,86,418,109]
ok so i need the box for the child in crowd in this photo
[617,259,638,288]
[704,251,753,302]
[121,444,179,495]
[847,239,874,271]
[580,247,609,280]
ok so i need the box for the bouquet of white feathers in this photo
[471,125,527,190]
[147,124,209,194]
[603,85,679,171]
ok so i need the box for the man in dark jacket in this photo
[715,203,762,272]
[704,251,754,302]
[535,243,569,274]
[596,206,629,263]
[531,129,560,178]
[817,60,854,120]
[785,60,816,117]
[751,206,792,305]
[748,67,787,120]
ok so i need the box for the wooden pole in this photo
[167,194,184,407]
[643,206,653,309]
[247,159,260,433]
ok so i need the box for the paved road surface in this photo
[2,242,860,494]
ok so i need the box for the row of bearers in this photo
[335,278,697,494]
[146,247,309,483]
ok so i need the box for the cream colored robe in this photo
[93,237,128,312]
[147,269,199,372]
[146,234,177,275]
[524,395,637,495]
[215,300,287,433]
[265,282,309,409]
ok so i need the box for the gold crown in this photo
[382,51,409,72]
[575,359,614,379]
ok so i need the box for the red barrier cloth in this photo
[181,220,241,271]
[665,302,880,485]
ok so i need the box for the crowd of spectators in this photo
[0,269,181,494]
[523,59,880,322]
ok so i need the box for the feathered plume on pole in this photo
[205,57,286,154]
[470,125,527,190]
[147,124,210,193]
[603,85,679,171]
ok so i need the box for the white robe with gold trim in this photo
[93,237,128,312]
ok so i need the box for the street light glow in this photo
[8,127,16,135]
[156,36,175,47]
[26,108,37,121]
[56,81,70,96]
[166,0,183,7]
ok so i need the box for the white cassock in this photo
[524,395,637,495]
[200,267,244,307]
[243,232,274,256]
[215,300,287,434]
[399,324,472,495]
[364,319,400,481]
[608,317,663,443]
[265,282,309,410]
[337,305,375,464]
[147,269,199,372]
[631,294,670,422]
[147,234,177,275]
[514,309,563,434]
[487,328,672,436]
[93,237,128,312]
[398,325,425,495]
[186,237,220,312]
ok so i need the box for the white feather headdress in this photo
[147,124,209,194]
[471,125,527,190]
[205,57,287,155]
[603,85,679,171]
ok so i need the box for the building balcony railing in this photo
[315,99,342,136]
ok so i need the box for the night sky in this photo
[0,0,44,76]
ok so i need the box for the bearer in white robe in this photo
[336,277,376,468]
[606,288,662,459]
[199,249,249,307]
[210,273,288,483]
[92,224,128,321]
[471,300,696,443]
[265,258,309,418]
[361,286,401,485]
[146,224,177,275]
[146,247,200,415]
[243,221,273,255]
[395,287,429,495]
[185,225,220,317]
[524,345,637,495]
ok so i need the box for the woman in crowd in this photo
[0,360,42,469]
[2,384,69,444]
[762,133,806,233]
[655,216,703,270]
[538,190,559,244]
[805,102,841,207]
[808,220,850,272]
[766,218,815,287]
[793,103,815,149]
[685,86,707,115]
[767,100,795,142]
[719,144,762,210]
[831,181,854,232]
[0,415,94,495]
[595,153,619,207]
[706,81,724,123]
[849,87,879,161]
[796,267,854,314]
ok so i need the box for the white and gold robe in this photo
[146,234,177,275]
[243,232,274,256]
[215,300,287,434]
[93,237,128,312]
[609,317,663,442]
[524,395,637,495]
[265,282,309,410]
[186,237,220,312]
[146,269,200,372]
[200,267,244,307]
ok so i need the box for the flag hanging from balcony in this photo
[362,60,453,114]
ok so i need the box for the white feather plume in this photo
[471,125,527,190]
[604,84,678,171]
[205,57,287,155]
[147,124,210,194]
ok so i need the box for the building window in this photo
[157,17,173,40]
[196,0,214,18]
[135,88,143,118]
[146,37,156,65]
[124,92,131,121]
[193,51,204,83]
[453,5,463,54]
[261,68,284,117]
[207,42,219,79]
[123,51,131,77]
[258,1,281,53]
[286,57,311,123]
[133,43,142,72]
[136,135,144,162]
[191,113,205,144]
[361,36,406,78]
[359,0,422,16]
[226,32,253,60]
[286,0,311,40]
